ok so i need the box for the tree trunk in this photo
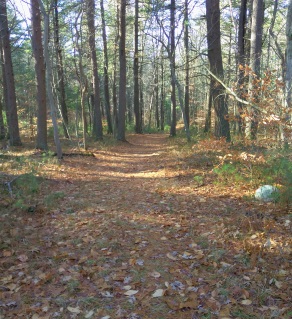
[237,0,248,135]
[112,3,119,138]
[31,0,48,150]
[54,0,69,138]
[206,0,230,141]
[117,0,127,141]
[0,38,7,138]
[169,0,176,137]
[86,0,103,140]
[204,87,212,133]
[74,8,88,149]
[286,0,292,110]
[282,0,292,147]
[160,48,165,131]
[184,0,190,128]
[246,0,264,140]
[100,0,113,134]
[154,65,159,129]
[38,0,62,159]
[0,97,5,139]
[133,0,142,133]
[0,0,21,146]
[140,32,145,130]
[269,0,285,80]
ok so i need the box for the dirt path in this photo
[0,134,291,319]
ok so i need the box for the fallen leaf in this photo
[150,271,161,278]
[0,275,12,283]
[152,289,165,297]
[219,305,231,317]
[18,254,28,262]
[275,280,283,289]
[101,291,114,298]
[85,310,95,318]
[6,283,17,291]
[67,306,81,314]
[166,252,178,261]
[165,299,180,310]
[278,270,288,277]
[124,290,138,296]
[220,262,232,267]
[123,285,132,290]
[241,299,252,305]
[178,299,198,309]
[3,250,12,257]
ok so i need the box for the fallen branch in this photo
[203,66,268,115]
[1,175,19,198]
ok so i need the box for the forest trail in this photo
[0,134,291,319]
[64,133,173,214]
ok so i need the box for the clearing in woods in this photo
[0,133,291,319]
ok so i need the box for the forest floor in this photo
[0,133,291,319]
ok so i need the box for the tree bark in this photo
[31,0,48,150]
[133,0,142,133]
[246,0,264,140]
[204,87,212,133]
[160,47,165,131]
[54,0,69,138]
[38,0,62,159]
[206,0,230,141]
[112,3,119,137]
[100,0,113,134]
[74,8,88,149]
[169,0,176,137]
[283,0,292,145]
[155,65,159,129]
[0,97,5,139]
[237,0,248,135]
[184,0,190,128]
[286,0,292,110]
[0,0,21,146]
[0,37,8,138]
[86,0,103,140]
[117,0,127,141]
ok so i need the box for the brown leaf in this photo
[166,253,178,261]
[18,254,28,262]
[3,250,12,257]
[165,298,180,310]
[178,298,199,309]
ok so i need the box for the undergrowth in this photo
[211,146,292,207]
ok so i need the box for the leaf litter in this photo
[0,134,291,319]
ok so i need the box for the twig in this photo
[2,175,19,198]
